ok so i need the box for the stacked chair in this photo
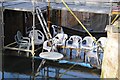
[51,25,64,37]
[42,39,57,52]
[42,33,107,66]
[53,33,68,46]
[96,37,107,64]
[66,35,82,57]
[15,29,45,56]
[28,29,45,45]
[42,33,68,53]
[83,36,107,66]
[14,31,31,56]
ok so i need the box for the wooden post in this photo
[47,0,51,29]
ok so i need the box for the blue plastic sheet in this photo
[59,60,93,68]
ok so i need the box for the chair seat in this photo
[82,46,94,50]
[53,33,68,46]
[86,51,97,58]
[15,31,31,57]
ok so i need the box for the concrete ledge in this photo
[105,25,120,33]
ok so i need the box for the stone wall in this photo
[101,25,120,79]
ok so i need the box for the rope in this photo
[61,0,97,44]
[58,63,77,78]
[111,14,119,24]
[62,0,104,51]
[58,0,103,78]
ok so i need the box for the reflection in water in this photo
[32,57,35,80]
[1,68,100,79]
[2,72,31,78]
[0,72,2,79]
[2,50,100,79]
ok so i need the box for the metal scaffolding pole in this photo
[31,0,36,80]
[31,0,36,57]
[1,0,4,79]
[109,1,112,25]
[1,0,4,52]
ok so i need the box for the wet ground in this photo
[0,49,101,79]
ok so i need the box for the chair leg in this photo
[42,49,44,52]
[26,52,29,57]
[18,49,20,54]
[76,49,81,58]
[85,56,87,63]
[76,50,79,57]
[18,45,21,55]
[96,57,100,66]
[100,59,102,65]
[26,46,30,57]
[88,57,90,63]
[63,47,67,55]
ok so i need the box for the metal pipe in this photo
[4,46,32,52]
[3,42,16,47]
[1,1,4,79]
[31,1,36,80]
[31,0,36,57]
[109,2,112,25]
[1,0,4,50]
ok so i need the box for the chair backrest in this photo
[82,36,96,47]
[51,25,64,37]
[55,33,68,40]
[97,37,107,47]
[15,31,30,49]
[67,35,82,48]
[43,39,54,52]
[69,35,82,43]
[29,30,45,45]
[17,31,23,41]
[14,35,20,45]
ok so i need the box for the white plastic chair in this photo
[97,37,107,48]
[85,50,100,66]
[52,33,68,53]
[83,36,103,66]
[42,39,57,52]
[15,31,31,56]
[51,25,64,37]
[82,36,96,50]
[53,33,68,46]
[68,35,82,48]
[29,29,45,45]
[82,36,98,64]
[95,37,107,64]
[66,35,82,57]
